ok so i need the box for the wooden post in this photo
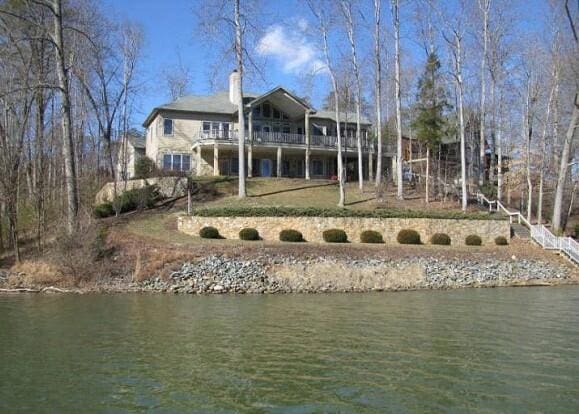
[277,146,282,177]
[305,110,310,180]
[248,110,253,178]
[196,146,202,176]
[213,143,219,176]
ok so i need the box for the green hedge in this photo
[279,229,304,242]
[494,236,508,246]
[465,235,482,246]
[322,229,348,243]
[94,186,160,218]
[190,206,500,221]
[397,229,421,245]
[239,228,260,241]
[94,202,114,218]
[360,230,384,244]
[199,226,220,239]
[430,233,451,245]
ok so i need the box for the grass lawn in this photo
[195,177,464,211]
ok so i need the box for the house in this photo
[140,70,392,180]
[117,131,146,180]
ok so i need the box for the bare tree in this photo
[308,0,346,206]
[477,0,491,187]
[552,0,578,233]
[234,0,246,197]
[340,0,364,192]
[391,0,404,199]
[374,0,384,192]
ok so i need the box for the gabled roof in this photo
[311,110,372,126]
[143,91,257,127]
[128,134,145,149]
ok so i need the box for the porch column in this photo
[196,146,202,176]
[213,143,219,176]
[305,110,310,180]
[248,110,253,178]
[277,146,282,177]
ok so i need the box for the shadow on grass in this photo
[345,197,376,207]
[250,182,337,198]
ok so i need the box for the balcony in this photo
[197,129,392,154]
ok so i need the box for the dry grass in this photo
[8,261,67,287]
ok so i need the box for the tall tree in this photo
[477,0,491,186]
[391,0,404,199]
[374,0,384,192]
[412,52,447,203]
[340,0,364,191]
[234,0,246,198]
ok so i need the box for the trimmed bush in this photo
[465,234,482,246]
[199,226,220,239]
[110,185,160,215]
[360,230,384,244]
[239,228,260,241]
[323,229,348,243]
[430,233,451,245]
[94,202,114,218]
[494,236,508,246]
[279,229,304,242]
[397,229,421,245]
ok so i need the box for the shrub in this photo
[134,156,158,179]
[239,228,260,241]
[279,229,304,242]
[112,185,160,214]
[397,229,421,245]
[495,236,508,246]
[199,226,220,239]
[575,224,579,239]
[465,234,482,246]
[360,230,384,244]
[189,206,502,221]
[323,229,348,243]
[94,202,114,218]
[430,233,451,245]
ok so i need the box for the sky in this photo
[103,0,551,130]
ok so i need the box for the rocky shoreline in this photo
[1,254,575,294]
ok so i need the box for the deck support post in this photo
[213,143,219,176]
[305,110,310,180]
[248,110,253,178]
[196,146,202,176]
[277,146,282,177]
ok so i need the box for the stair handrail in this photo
[474,191,577,265]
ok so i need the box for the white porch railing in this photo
[475,191,578,265]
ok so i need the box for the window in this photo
[313,159,324,176]
[262,103,271,118]
[273,108,281,119]
[252,106,261,117]
[202,121,211,135]
[162,154,191,171]
[222,123,230,138]
[282,126,291,134]
[273,126,280,133]
[263,125,270,133]
[231,157,239,176]
[297,127,303,135]
[163,118,173,136]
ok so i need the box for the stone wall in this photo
[95,176,187,204]
[177,215,510,246]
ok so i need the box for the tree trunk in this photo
[52,0,79,234]
[392,0,403,199]
[425,146,430,203]
[552,94,578,233]
[374,0,383,192]
[478,0,490,187]
[234,0,246,198]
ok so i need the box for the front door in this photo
[261,159,272,177]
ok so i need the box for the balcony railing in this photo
[197,129,391,153]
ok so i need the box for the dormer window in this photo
[163,118,173,136]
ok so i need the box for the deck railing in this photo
[197,129,389,153]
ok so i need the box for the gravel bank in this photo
[133,255,573,294]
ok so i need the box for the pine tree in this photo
[412,52,448,203]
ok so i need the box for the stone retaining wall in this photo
[177,215,510,245]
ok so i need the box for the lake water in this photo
[1,288,578,413]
